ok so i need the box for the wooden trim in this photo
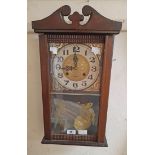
[51,134,97,141]
[98,35,114,143]
[32,5,122,34]
[39,34,51,139]
[47,34,105,43]
[41,137,108,147]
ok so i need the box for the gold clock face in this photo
[62,54,90,81]
[52,44,99,90]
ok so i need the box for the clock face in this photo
[52,44,99,90]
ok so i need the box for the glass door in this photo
[49,42,104,141]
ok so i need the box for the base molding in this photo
[41,137,108,147]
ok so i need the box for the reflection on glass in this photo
[49,42,103,137]
[51,94,99,135]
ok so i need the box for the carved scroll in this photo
[32,5,122,34]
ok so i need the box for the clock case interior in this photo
[32,5,122,147]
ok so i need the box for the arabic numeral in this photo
[58,73,63,78]
[73,46,80,53]
[57,56,64,62]
[82,81,87,86]
[88,75,93,80]
[64,80,69,85]
[91,66,97,72]
[63,50,69,55]
[90,57,95,63]
[73,83,78,88]
[56,64,61,70]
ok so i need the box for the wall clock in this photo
[32,5,122,146]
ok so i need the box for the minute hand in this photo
[73,53,78,68]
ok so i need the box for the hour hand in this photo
[61,66,74,71]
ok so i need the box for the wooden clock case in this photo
[32,5,122,147]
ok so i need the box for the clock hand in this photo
[73,53,78,68]
[73,45,80,69]
[61,66,75,71]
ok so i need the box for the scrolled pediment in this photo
[32,5,122,34]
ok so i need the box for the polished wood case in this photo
[32,5,122,146]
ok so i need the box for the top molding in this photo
[32,5,122,34]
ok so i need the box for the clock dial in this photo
[63,54,90,81]
[52,44,99,90]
